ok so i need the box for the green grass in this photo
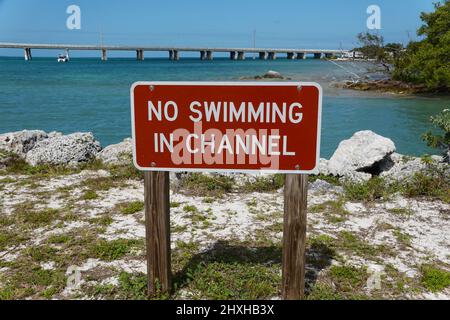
[47,234,72,244]
[0,230,25,251]
[183,205,198,213]
[344,177,397,202]
[337,231,392,258]
[0,266,66,300]
[387,208,414,216]
[330,265,368,292]
[402,171,450,202]
[309,199,349,223]
[184,261,280,299]
[393,229,412,246]
[0,177,15,184]
[117,272,148,300]
[307,283,344,300]
[118,201,144,215]
[242,174,285,193]
[82,190,99,200]
[108,163,143,181]
[179,173,234,197]
[170,201,181,208]
[1,154,105,177]
[16,206,61,227]
[309,174,341,186]
[88,215,114,226]
[25,246,58,263]
[89,239,142,261]
[420,265,450,292]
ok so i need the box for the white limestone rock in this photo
[318,158,330,176]
[381,153,447,182]
[98,138,133,165]
[328,130,396,181]
[25,132,101,166]
[263,70,283,79]
[0,130,50,156]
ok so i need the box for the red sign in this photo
[130,82,322,173]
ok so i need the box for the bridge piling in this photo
[200,50,206,60]
[229,51,237,60]
[24,48,32,61]
[173,50,179,61]
[101,49,107,61]
[237,51,245,60]
[136,50,144,61]
[314,52,323,59]
[296,52,306,59]
[287,52,295,60]
[259,52,267,60]
[206,50,213,60]
[268,52,276,60]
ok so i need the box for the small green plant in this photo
[17,207,60,226]
[117,272,148,300]
[393,229,412,246]
[180,173,234,197]
[330,265,368,292]
[387,208,414,216]
[47,234,71,244]
[82,190,98,200]
[401,170,450,202]
[422,109,450,162]
[344,177,397,202]
[89,239,141,261]
[119,201,144,215]
[420,264,450,292]
[308,174,340,186]
[309,199,349,223]
[183,205,198,213]
[242,174,285,193]
[170,201,181,208]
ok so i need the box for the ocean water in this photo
[0,56,448,158]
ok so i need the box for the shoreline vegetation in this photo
[341,1,449,96]
[0,128,449,300]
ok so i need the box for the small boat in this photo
[57,50,70,62]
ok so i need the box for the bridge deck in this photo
[0,42,347,54]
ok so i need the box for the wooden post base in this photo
[144,171,172,297]
[282,174,308,300]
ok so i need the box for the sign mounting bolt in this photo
[295,165,300,170]
[297,85,302,92]
[151,162,156,167]
[149,85,155,91]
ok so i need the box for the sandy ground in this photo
[0,169,449,300]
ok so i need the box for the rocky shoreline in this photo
[1,129,448,183]
[336,79,430,95]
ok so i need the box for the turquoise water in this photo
[0,57,448,158]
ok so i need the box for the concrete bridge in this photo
[0,42,349,61]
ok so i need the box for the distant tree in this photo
[384,43,404,59]
[355,32,386,61]
[422,109,450,163]
[392,1,449,91]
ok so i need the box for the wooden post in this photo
[144,171,172,297]
[282,174,308,299]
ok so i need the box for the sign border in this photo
[130,81,322,174]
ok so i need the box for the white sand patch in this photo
[101,215,145,240]
[40,261,56,270]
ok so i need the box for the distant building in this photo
[343,51,364,59]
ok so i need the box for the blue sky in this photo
[0,0,439,57]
